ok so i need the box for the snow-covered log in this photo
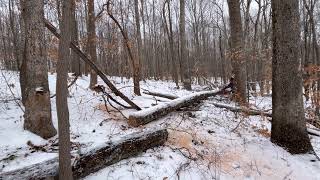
[143,91,179,100]
[128,90,221,127]
[0,129,168,179]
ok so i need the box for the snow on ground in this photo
[0,70,319,180]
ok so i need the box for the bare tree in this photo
[227,0,248,104]
[180,0,191,90]
[20,0,56,139]
[271,0,313,154]
[134,0,142,95]
[56,0,74,179]
[87,0,97,88]
[71,0,81,76]
[163,0,179,88]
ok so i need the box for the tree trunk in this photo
[20,0,56,139]
[57,0,73,179]
[271,0,313,154]
[227,0,248,104]
[134,0,142,95]
[163,0,179,88]
[87,0,97,88]
[179,0,192,90]
[71,0,81,76]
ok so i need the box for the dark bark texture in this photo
[271,0,313,154]
[0,129,168,179]
[227,0,248,104]
[57,0,73,179]
[179,0,192,90]
[87,0,98,88]
[20,0,57,139]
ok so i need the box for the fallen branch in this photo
[209,102,272,117]
[201,76,218,89]
[0,98,21,103]
[0,129,168,179]
[209,102,320,137]
[44,19,141,110]
[143,90,179,100]
[128,90,221,127]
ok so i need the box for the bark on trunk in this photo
[20,0,57,139]
[71,0,81,76]
[271,0,313,154]
[227,0,248,104]
[179,0,192,90]
[57,0,73,179]
[134,0,142,95]
[87,0,98,88]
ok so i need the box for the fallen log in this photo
[0,129,168,179]
[209,102,272,117]
[209,102,320,137]
[143,91,179,100]
[128,90,221,127]
[44,19,141,111]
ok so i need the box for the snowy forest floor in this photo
[0,70,320,180]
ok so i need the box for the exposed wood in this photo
[128,90,222,127]
[44,19,141,110]
[0,129,168,179]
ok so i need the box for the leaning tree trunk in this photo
[20,0,56,139]
[227,0,248,104]
[87,0,97,88]
[271,0,312,154]
[57,0,73,179]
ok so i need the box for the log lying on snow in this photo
[209,102,272,117]
[143,91,179,100]
[0,129,168,179]
[128,90,221,127]
[209,102,320,137]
